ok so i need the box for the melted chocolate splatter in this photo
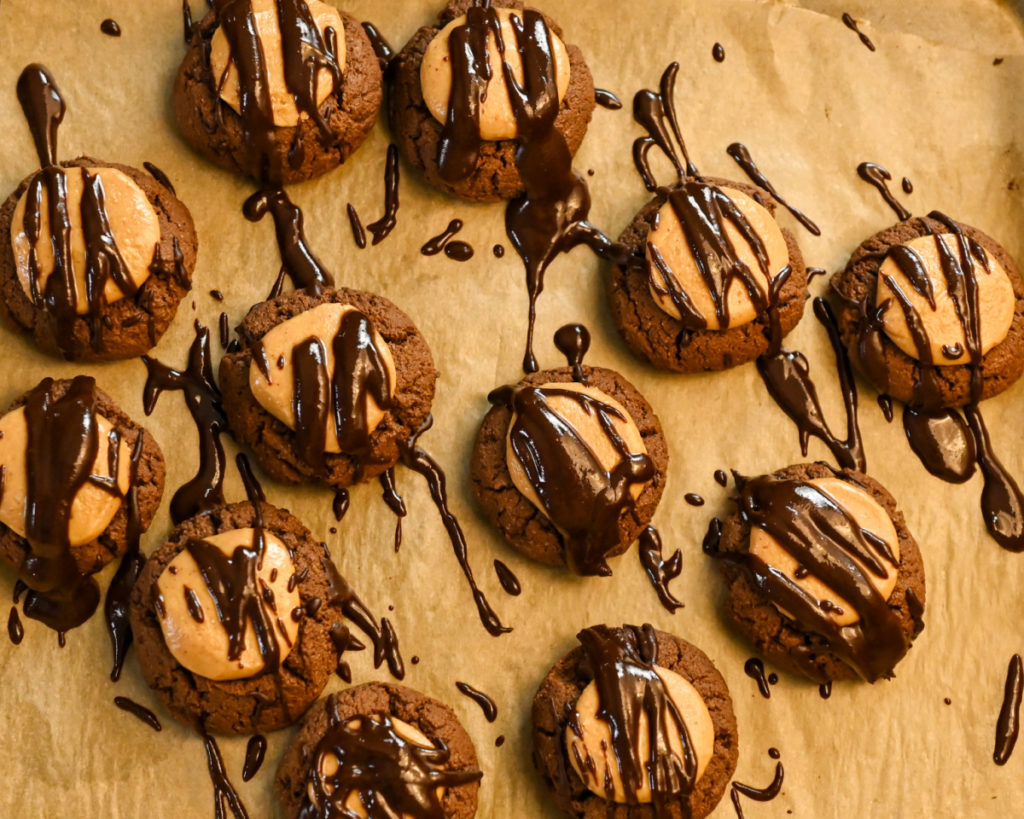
[332,488,350,522]
[455,681,498,721]
[242,734,267,781]
[444,240,474,262]
[381,617,405,680]
[638,525,684,613]
[902,177,914,195]
[493,560,522,596]
[346,203,367,249]
[684,493,704,507]
[379,468,406,552]
[398,418,509,636]
[143,161,176,193]
[726,143,820,235]
[856,162,910,220]
[493,244,505,258]
[966,407,1024,552]
[113,696,162,732]
[182,0,194,45]
[841,12,876,51]
[298,693,482,817]
[243,188,333,295]
[202,732,249,819]
[819,681,833,699]
[8,607,24,645]
[100,19,121,36]
[877,394,894,423]
[902,406,975,483]
[143,321,227,523]
[553,322,590,382]
[361,21,395,65]
[995,654,1023,764]
[729,749,785,819]
[714,469,729,487]
[744,658,772,699]
[594,88,623,110]
[420,219,464,255]
[367,144,400,245]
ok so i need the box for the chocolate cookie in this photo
[608,176,807,373]
[276,682,482,818]
[388,0,596,202]
[0,156,197,362]
[471,363,668,575]
[174,0,382,184]
[830,213,1024,408]
[708,462,926,683]
[0,376,164,633]
[129,500,349,735]
[218,286,436,488]
[532,624,738,819]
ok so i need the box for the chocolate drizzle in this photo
[104,433,146,681]
[712,42,725,62]
[420,219,465,255]
[143,161,176,193]
[346,203,367,249]
[143,321,227,523]
[841,12,876,52]
[12,377,124,633]
[7,607,24,645]
[743,658,772,699]
[202,732,249,819]
[15,64,150,356]
[902,406,975,483]
[182,0,194,45]
[379,469,406,552]
[856,162,910,220]
[729,749,785,819]
[101,19,122,37]
[994,654,1023,765]
[711,473,906,682]
[242,734,267,781]
[491,380,653,576]
[638,526,683,612]
[726,143,821,235]
[398,417,509,636]
[493,559,522,596]
[572,624,698,811]
[298,693,482,818]
[433,5,624,371]
[243,188,334,294]
[756,298,866,472]
[455,681,498,721]
[114,696,162,732]
[207,0,342,183]
[361,21,395,65]
[594,88,622,110]
[367,144,400,245]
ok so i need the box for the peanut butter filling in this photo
[876,233,1015,365]
[210,0,346,128]
[0,405,131,546]
[155,528,300,681]
[312,715,444,817]
[506,382,648,520]
[646,185,789,329]
[248,302,397,454]
[10,166,159,313]
[749,477,900,627]
[566,665,715,803]
[420,6,571,142]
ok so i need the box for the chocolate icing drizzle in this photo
[202,732,249,819]
[995,653,1023,765]
[104,433,146,681]
[346,203,367,249]
[726,143,821,235]
[298,693,482,818]
[490,380,653,576]
[712,42,725,62]
[729,748,785,819]
[114,696,162,732]
[143,161,176,194]
[455,681,498,722]
[361,21,395,66]
[101,19,122,37]
[744,658,772,699]
[207,0,342,182]
[856,162,910,220]
[420,219,466,256]
[15,64,156,356]
[571,624,698,811]
[367,144,400,245]
[708,472,907,682]
[7,607,24,645]
[243,187,334,295]
[183,0,195,45]
[11,376,127,633]
[493,559,522,596]
[143,321,227,523]
[379,469,405,552]
[242,734,267,781]
[638,525,684,612]
[841,12,876,52]
[594,88,622,110]
[434,4,624,371]
[841,208,1024,549]
[398,417,509,636]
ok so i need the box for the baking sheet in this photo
[1,0,1023,816]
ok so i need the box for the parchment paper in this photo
[1,1,1023,816]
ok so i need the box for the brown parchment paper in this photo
[1,0,1024,816]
